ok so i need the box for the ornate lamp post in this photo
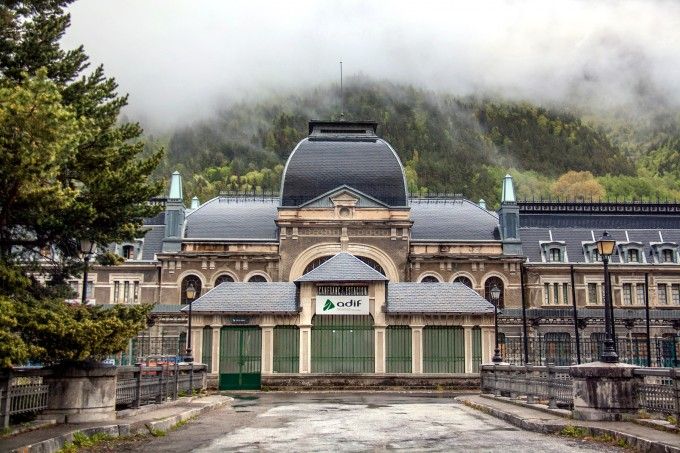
[490,284,503,363]
[596,231,618,363]
[79,239,94,305]
[184,283,197,363]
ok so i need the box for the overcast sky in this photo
[62,0,680,131]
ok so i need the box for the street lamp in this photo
[490,284,503,363]
[79,239,94,305]
[596,231,618,363]
[184,282,197,363]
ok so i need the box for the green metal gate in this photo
[423,326,465,373]
[219,326,261,390]
[386,325,411,373]
[472,326,482,372]
[202,327,213,372]
[312,315,374,373]
[273,326,299,373]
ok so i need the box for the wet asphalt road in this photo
[125,393,623,452]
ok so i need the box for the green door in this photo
[219,326,261,390]
[423,326,465,373]
[472,326,482,372]
[312,315,374,373]
[386,326,411,373]
[202,327,213,373]
[273,326,299,373]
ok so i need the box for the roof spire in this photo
[168,171,183,200]
[501,174,516,204]
[191,196,200,209]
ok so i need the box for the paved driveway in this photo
[124,393,622,452]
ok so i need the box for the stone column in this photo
[211,325,220,375]
[463,325,473,373]
[481,325,494,364]
[299,325,312,373]
[375,326,386,374]
[411,319,425,374]
[570,362,642,421]
[192,325,203,364]
[261,324,274,374]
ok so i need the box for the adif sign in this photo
[315,295,369,315]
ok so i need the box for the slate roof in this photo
[183,196,279,241]
[296,252,388,282]
[410,199,500,241]
[386,282,495,314]
[182,282,298,313]
[141,225,165,260]
[520,226,680,264]
[150,304,184,314]
[281,137,408,207]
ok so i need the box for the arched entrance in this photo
[311,315,374,373]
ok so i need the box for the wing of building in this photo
[82,120,680,387]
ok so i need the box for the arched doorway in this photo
[484,276,504,309]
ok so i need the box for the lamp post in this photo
[184,283,196,363]
[79,239,94,305]
[596,231,618,363]
[490,284,503,363]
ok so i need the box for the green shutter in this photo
[423,326,465,373]
[273,326,299,373]
[202,327,213,372]
[311,315,374,373]
[386,326,412,373]
[472,326,482,372]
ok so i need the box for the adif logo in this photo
[323,299,335,311]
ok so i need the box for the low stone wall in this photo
[261,373,480,390]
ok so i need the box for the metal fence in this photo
[481,364,573,409]
[0,370,50,428]
[502,335,680,367]
[115,363,207,409]
[118,335,184,366]
[634,368,680,425]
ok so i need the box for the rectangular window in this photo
[591,249,600,262]
[550,248,562,262]
[86,280,94,299]
[553,283,559,305]
[658,284,668,305]
[636,284,645,306]
[113,281,120,303]
[627,249,640,263]
[544,283,551,304]
[663,249,675,263]
[563,283,569,305]
[622,283,632,305]
[123,281,130,304]
[133,281,140,304]
[588,283,599,305]
[672,284,680,305]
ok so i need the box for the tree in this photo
[551,171,606,201]
[0,1,161,367]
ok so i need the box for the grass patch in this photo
[560,425,631,450]
[560,425,589,438]
[58,431,116,453]
[149,428,166,437]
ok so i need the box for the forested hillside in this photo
[153,78,680,208]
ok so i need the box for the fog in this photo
[62,0,680,131]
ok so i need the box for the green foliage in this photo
[59,431,116,453]
[560,425,589,438]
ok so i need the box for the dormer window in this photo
[583,242,602,263]
[540,241,566,263]
[652,243,678,264]
[618,243,645,264]
[122,245,135,260]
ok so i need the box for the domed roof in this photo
[280,121,408,207]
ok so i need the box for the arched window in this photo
[453,276,473,288]
[248,274,268,282]
[420,275,440,283]
[484,276,504,309]
[303,255,385,276]
[214,274,234,286]
[181,275,202,304]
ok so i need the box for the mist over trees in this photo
[157,78,680,208]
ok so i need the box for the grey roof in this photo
[281,135,408,207]
[296,252,388,282]
[183,282,298,313]
[143,211,165,226]
[520,227,680,264]
[520,212,680,229]
[150,304,184,314]
[410,199,500,241]
[141,225,165,260]
[184,197,279,240]
[386,282,495,314]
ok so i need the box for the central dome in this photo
[280,121,408,207]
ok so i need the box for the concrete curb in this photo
[458,396,680,453]
[7,396,233,453]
